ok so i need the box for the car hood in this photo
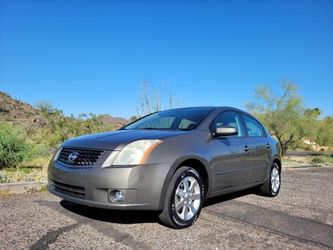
[62,129,190,150]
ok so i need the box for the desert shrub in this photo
[311,156,333,165]
[0,123,38,168]
[296,142,312,151]
[311,157,325,164]
[0,172,10,183]
[39,112,116,148]
[36,101,54,114]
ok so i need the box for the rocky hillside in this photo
[97,114,128,128]
[0,92,128,129]
[0,92,48,129]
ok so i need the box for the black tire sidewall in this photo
[169,168,204,228]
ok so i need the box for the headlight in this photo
[102,140,162,167]
[53,147,62,161]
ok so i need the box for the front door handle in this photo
[244,145,251,152]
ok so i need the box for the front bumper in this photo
[48,160,171,210]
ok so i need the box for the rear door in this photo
[241,114,271,182]
[210,111,252,192]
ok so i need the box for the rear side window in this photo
[242,115,264,137]
[179,118,196,130]
[213,111,245,137]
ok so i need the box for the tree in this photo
[36,101,54,114]
[136,81,182,117]
[303,108,321,145]
[246,80,320,156]
[129,116,138,122]
[316,116,333,147]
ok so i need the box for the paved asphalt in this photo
[1,167,333,250]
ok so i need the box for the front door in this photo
[210,111,252,193]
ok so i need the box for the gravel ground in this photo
[0,167,332,250]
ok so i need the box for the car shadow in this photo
[203,187,257,208]
[60,188,258,225]
[60,199,159,224]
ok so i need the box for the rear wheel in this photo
[159,166,204,229]
[260,162,281,197]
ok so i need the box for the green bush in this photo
[0,123,37,168]
[311,156,333,165]
[311,157,325,164]
[0,172,10,183]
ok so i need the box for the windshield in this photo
[123,108,213,131]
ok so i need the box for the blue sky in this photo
[1,0,332,118]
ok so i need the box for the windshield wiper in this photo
[138,127,159,130]
[137,128,191,131]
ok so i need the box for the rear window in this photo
[242,115,264,137]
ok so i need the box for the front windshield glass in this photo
[123,108,213,131]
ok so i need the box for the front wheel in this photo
[260,162,281,197]
[159,166,204,229]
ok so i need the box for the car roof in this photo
[162,106,243,112]
[162,106,263,125]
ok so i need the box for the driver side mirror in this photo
[214,125,238,137]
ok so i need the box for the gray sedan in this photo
[48,107,281,229]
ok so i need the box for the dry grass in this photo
[0,190,11,198]
[0,157,49,183]
[311,155,333,165]
[284,154,333,168]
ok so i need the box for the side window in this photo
[243,115,264,137]
[179,118,196,130]
[213,111,244,137]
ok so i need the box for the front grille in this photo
[52,179,85,197]
[58,147,103,166]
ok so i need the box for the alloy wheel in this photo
[271,165,280,193]
[174,176,201,221]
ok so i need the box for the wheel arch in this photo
[272,156,282,171]
[158,156,212,210]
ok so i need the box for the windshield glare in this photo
[123,108,213,131]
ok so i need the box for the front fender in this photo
[157,154,212,210]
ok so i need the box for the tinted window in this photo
[213,111,245,137]
[123,108,213,130]
[243,115,264,137]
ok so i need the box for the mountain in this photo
[0,92,128,129]
[0,92,49,129]
[97,114,128,127]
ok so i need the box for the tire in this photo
[159,166,205,229]
[260,162,281,197]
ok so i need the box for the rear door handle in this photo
[266,143,271,149]
[244,145,251,152]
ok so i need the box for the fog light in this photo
[110,190,124,202]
